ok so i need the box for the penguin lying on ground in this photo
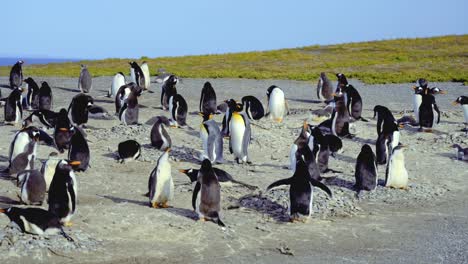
[22,109,59,129]
[180,166,257,190]
[452,144,468,161]
[148,148,173,208]
[118,140,141,163]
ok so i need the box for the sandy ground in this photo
[0,76,467,264]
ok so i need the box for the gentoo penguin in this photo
[418,92,440,132]
[8,126,40,168]
[3,87,23,125]
[199,112,224,164]
[87,104,109,119]
[229,103,251,164]
[266,157,332,222]
[119,84,143,125]
[148,148,173,208]
[150,116,172,150]
[289,121,311,171]
[129,61,145,88]
[68,126,90,172]
[54,108,75,153]
[48,160,79,226]
[329,91,351,137]
[23,77,40,110]
[38,81,53,111]
[385,145,408,189]
[22,109,58,129]
[199,81,217,115]
[8,136,38,176]
[68,93,94,127]
[161,75,179,110]
[78,64,92,93]
[117,140,141,163]
[310,102,335,123]
[452,96,468,132]
[180,167,257,190]
[354,144,378,193]
[9,60,24,89]
[109,72,126,98]
[241,95,265,120]
[0,207,73,241]
[452,144,468,161]
[192,159,225,226]
[168,94,188,127]
[373,105,399,136]
[266,85,288,123]
[140,61,151,90]
[298,140,322,182]
[375,121,400,165]
[317,72,334,102]
[336,73,367,121]
[17,170,46,205]
[40,158,61,191]
[221,99,239,137]
[115,82,136,114]
[315,134,343,174]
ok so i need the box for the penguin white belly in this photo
[141,64,150,89]
[43,159,60,191]
[308,187,314,217]
[229,116,246,159]
[62,171,78,223]
[130,68,136,83]
[269,90,285,122]
[15,107,21,123]
[168,96,175,123]
[21,175,30,204]
[331,113,338,136]
[11,133,31,162]
[19,216,45,235]
[432,105,438,127]
[200,125,210,160]
[159,126,169,150]
[289,144,298,171]
[153,163,174,203]
[111,76,125,97]
[121,109,128,125]
[463,105,468,123]
[391,131,400,150]
[413,94,422,122]
[195,186,202,216]
[318,78,324,100]
[386,157,408,189]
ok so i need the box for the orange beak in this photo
[59,128,69,132]
[178,169,188,173]
[398,123,405,129]
[165,148,171,153]
[0,208,6,213]
[302,120,308,130]
[69,161,81,166]
[440,90,447,94]
[412,85,417,90]
[331,93,337,96]
[452,101,459,106]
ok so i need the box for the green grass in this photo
[1,35,467,84]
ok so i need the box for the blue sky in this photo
[2,0,467,59]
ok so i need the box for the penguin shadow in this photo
[238,194,290,223]
[435,152,459,160]
[139,104,149,109]
[377,179,386,186]
[0,84,11,88]
[165,207,198,221]
[0,196,21,206]
[333,153,356,164]
[348,136,375,145]
[402,126,447,136]
[255,163,288,169]
[0,155,9,162]
[324,177,356,192]
[288,98,322,104]
[102,152,119,160]
[54,86,79,93]
[93,98,113,104]
[101,195,148,207]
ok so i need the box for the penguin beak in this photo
[198,112,204,117]
[165,148,171,153]
[398,123,405,129]
[331,93,336,96]
[302,120,308,130]
[0,208,6,213]
[440,90,447,94]
[178,169,188,174]
[412,85,417,90]
[59,128,69,132]
[452,101,459,106]
[69,161,81,166]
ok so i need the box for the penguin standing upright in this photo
[412,85,425,124]
[109,72,126,98]
[385,145,408,189]
[148,148,173,208]
[336,73,367,121]
[68,93,94,127]
[266,85,288,123]
[161,75,178,110]
[3,87,23,125]
[119,85,143,125]
[38,81,53,111]
[354,144,378,192]
[8,126,40,167]
[115,82,136,114]
[68,127,90,172]
[140,61,151,90]
[221,99,239,137]
[266,157,332,222]
[419,91,440,132]
[330,90,351,137]
[150,116,172,150]
[8,135,39,176]
[9,60,23,89]
[54,109,75,153]
[192,159,225,226]
[117,140,141,163]
[452,96,468,132]
[40,158,61,191]
[373,105,398,136]
[228,102,251,164]
[315,133,343,174]
[199,81,217,115]
[289,121,311,171]
[241,95,264,120]
[375,121,400,165]
[168,94,188,127]
[199,112,224,163]
[23,77,40,110]
[78,64,92,93]
[317,72,334,102]
[129,61,145,88]
[17,170,46,205]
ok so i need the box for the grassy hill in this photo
[1,35,467,84]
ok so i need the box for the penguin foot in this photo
[161,203,171,208]
[151,202,160,208]
[199,217,207,222]
[424,129,433,133]
[63,222,73,227]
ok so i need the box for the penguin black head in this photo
[430,87,446,95]
[23,77,34,84]
[0,207,15,220]
[129,61,136,67]
[453,96,468,105]
[225,99,242,112]
[199,112,213,121]
[417,78,428,88]
[200,159,213,171]
[17,60,24,65]
[59,160,81,171]
[118,72,125,77]
[80,64,87,69]
[413,86,425,95]
[266,85,277,96]
[336,73,348,86]
[179,168,197,183]
[360,144,374,156]
[325,135,343,153]
[166,75,179,85]
[203,81,213,89]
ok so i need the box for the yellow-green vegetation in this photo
[1,35,467,84]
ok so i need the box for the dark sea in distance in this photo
[0,57,80,66]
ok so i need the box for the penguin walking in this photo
[17,170,46,205]
[199,81,217,115]
[109,72,126,98]
[129,61,145,88]
[330,91,351,137]
[148,149,173,208]
[317,72,334,102]
[38,81,53,111]
[3,87,23,125]
[78,64,92,93]
[161,75,178,110]
[68,93,94,127]
[168,94,188,127]
[54,109,75,153]
[23,77,40,110]
[266,85,288,123]
[0,207,73,241]
[418,92,440,132]
[199,112,224,163]
[140,61,151,90]
[452,96,468,132]
[289,121,311,171]
[241,95,265,120]
[354,144,378,193]
[117,140,141,163]
[266,157,332,222]
[180,167,257,190]
[23,109,59,129]
[150,116,172,150]
[229,103,251,164]
[9,60,24,89]
[68,127,90,172]
[48,160,79,226]
[192,159,225,226]
[119,85,143,125]
[385,145,408,189]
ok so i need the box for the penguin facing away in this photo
[8,133,39,176]
[109,72,126,98]
[317,72,334,102]
[3,87,23,125]
[23,77,40,110]
[54,108,75,153]
[9,60,24,89]
[354,144,378,193]
[330,90,351,137]
[8,126,40,168]
[241,95,265,120]
[40,158,61,191]
[38,81,53,111]
[140,61,151,90]
[68,93,94,127]
[118,140,141,163]
[17,170,46,205]
[452,96,468,132]
[266,85,288,123]
[385,145,408,189]
[78,64,92,93]
[221,99,240,137]
[168,94,188,127]
[200,81,217,115]
[199,112,224,164]
[68,126,90,172]
[115,82,137,114]
[129,61,145,88]
[148,148,173,208]
[289,120,311,171]
[150,116,172,150]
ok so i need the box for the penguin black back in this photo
[68,93,93,126]
[118,140,141,162]
[79,64,92,93]
[4,87,23,124]
[54,109,75,153]
[24,77,40,109]
[68,127,90,172]
[172,94,188,127]
[200,81,217,115]
[161,75,178,110]
[9,60,23,89]
[150,116,172,150]
[419,93,440,130]
[48,160,78,224]
[129,62,145,87]
[373,105,396,136]
[241,95,264,120]
[38,82,53,110]
[355,144,378,192]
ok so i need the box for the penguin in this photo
[109,72,126,98]
[199,81,217,115]
[229,103,251,164]
[23,77,40,110]
[199,112,224,164]
[161,75,178,110]
[289,121,311,171]
[8,126,40,168]
[150,116,172,150]
[430,87,447,95]
[54,108,75,153]
[412,85,425,123]
[315,133,343,174]
[418,91,440,132]
[310,102,335,123]
[375,120,400,165]
[3,87,23,125]
[119,84,143,125]
[330,90,351,137]
[115,82,136,114]
[9,60,23,89]
[192,159,225,226]
[22,109,58,129]
[298,140,322,182]
[373,105,399,136]
[179,167,257,190]
[336,73,367,121]
[385,145,408,189]
[217,101,228,114]
[38,81,53,111]
[148,148,173,208]
[241,95,265,120]
[221,99,239,137]
[17,170,46,205]
[354,144,378,193]
[8,135,39,176]
[452,96,468,132]
[118,140,141,163]
[78,64,92,93]
[266,85,288,123]
[68,126,90,172]
[129,61,145,88]
[140,61,151,90]
[40,158,61,191]
[168,93,188,127]
[266,156,332,222]
[452,144,468,161]
[317,72,334,102]
[48,159,79,226]
[0,207,73,241]
[87,104,110,119]
[68,93,94,127]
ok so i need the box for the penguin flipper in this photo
[60,229,74,242]
[66,180,76,213]
[434,103,441,124]
[38,129,55,147]
[308,178,332,197]
[192,182,201,211]
[359,117,369,122]
[217,218,226,227]
[266,177,292,191]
